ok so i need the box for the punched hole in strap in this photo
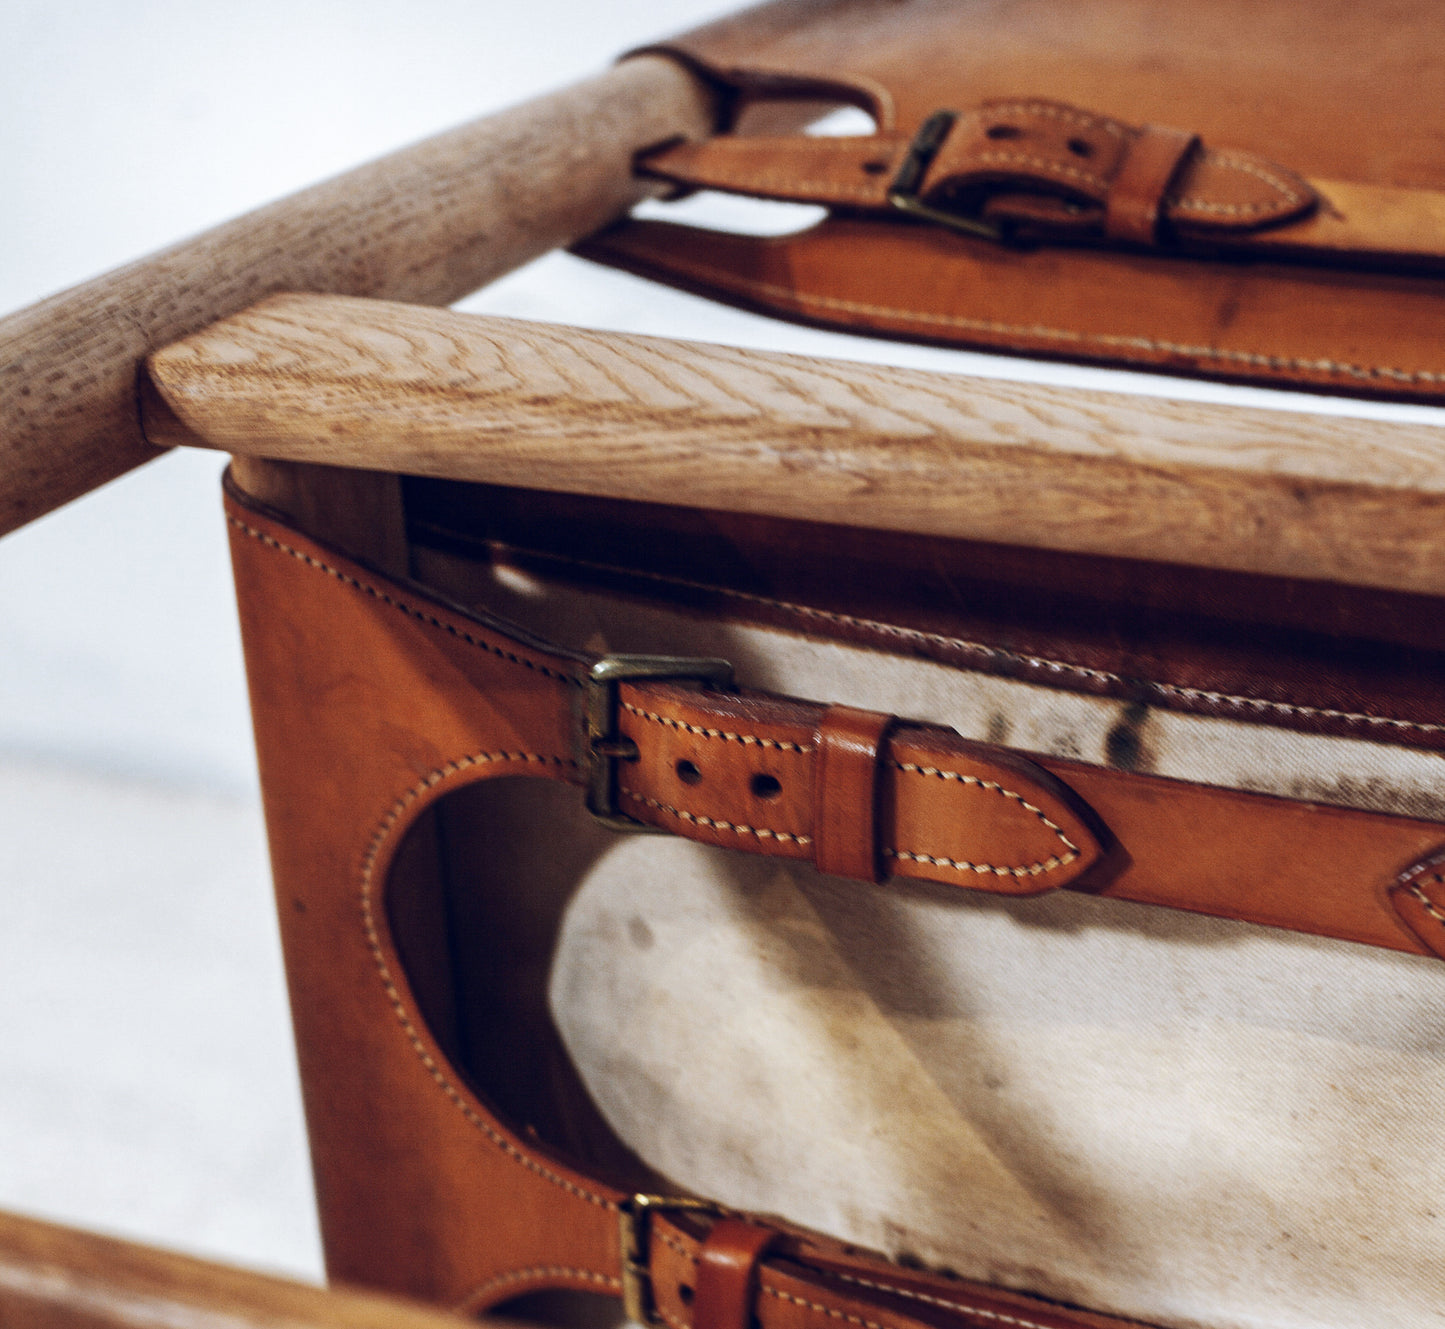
[693,1219,778,1329]
[813,703,893,882]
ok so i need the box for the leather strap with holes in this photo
[225,482,1445,959]
[613,683,1105,896]
[228,484,1445,958]
[635,97,1445,268]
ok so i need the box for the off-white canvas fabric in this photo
[420,550,1445,1329]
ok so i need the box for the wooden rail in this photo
[0,56,715,537]
[0,1208,514,1329]
[146,292,1445,596]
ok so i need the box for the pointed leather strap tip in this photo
[1388,846,1445,958]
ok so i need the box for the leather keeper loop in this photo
[813,703,893,882]
[693,1219,778,1329]
[1104,123,1199,245]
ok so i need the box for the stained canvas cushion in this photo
[406,533,1445,1329]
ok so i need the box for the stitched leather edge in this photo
[229,514,620,1212]
[469,536,1445,746]
[575,238,1445,390]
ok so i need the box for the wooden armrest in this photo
[144,291,1445,597]
[0,1208,517,1329]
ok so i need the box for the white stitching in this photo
[888,760,1080,875]
[616,256,1445,388]
[822,1270,1065,1329]
[622,790,813,846]
[765,1283,1059,1329]
[971,151,1106,192]
[235,515,618,1207]
[584,1214,1064,1329]
[978,101,1127,140]
[770,283,1445,386]
[1172,149,1305,216]
[452,1265,619,1313]
[1153,683,1445,734]
[477,539,1445,742]
[622,700,814,752]
[245,514,1445,740]
[624,762,1078,877]
[232,515,611,1208]
[657,1228,696,1263]
[354,750,618,1210]
[885,846,1077,878]
[1408,882,1445,928]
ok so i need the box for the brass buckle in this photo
[619,1194,722,1326]
[585,654,734,832]
[887,109,1005,242]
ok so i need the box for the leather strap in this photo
[227,490,1445,956]
[635,97,1445,268]
[648,1212,1135,1329]
[615,684,1102,894]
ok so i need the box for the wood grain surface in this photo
[147,291,1445,596]
[0,1208,512,1329]
[0,56,714,537]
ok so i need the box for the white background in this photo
[3,0,1441,1288]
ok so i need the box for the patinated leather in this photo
[228,482,1166,1329]
[229,477,1445,1329]
[576,0,1445,400]
[612,683,1104,895]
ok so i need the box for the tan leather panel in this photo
[578,217,1445,401]
[226,492,627,1308]
[587,0,1445,396]
[228,481,1445,1329]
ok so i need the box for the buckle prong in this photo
[619,1194,722,1326]
[585,654,733,832]
[888,109,1005,242]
